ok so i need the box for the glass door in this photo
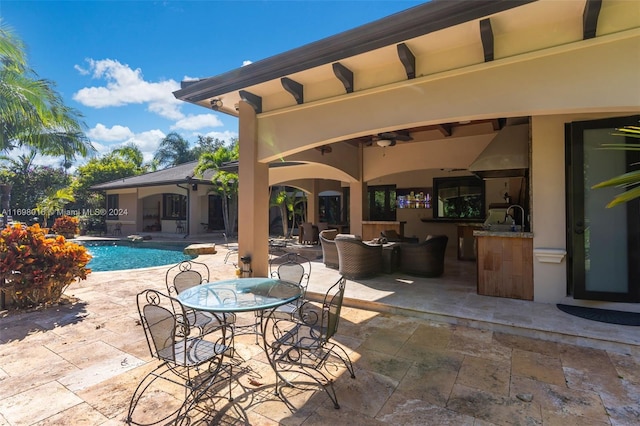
[567,115,640,302]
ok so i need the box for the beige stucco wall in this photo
[256,31,640,166]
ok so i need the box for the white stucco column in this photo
[238,101,269,276]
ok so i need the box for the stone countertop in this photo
[473,230,534,238]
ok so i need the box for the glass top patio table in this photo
[177,277,302,313]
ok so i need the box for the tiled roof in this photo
[90,161,217,190]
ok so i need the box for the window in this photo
[106,194,119,220]
[433,176,485,220]
[319,195,341,224]
[368,185,396,221]
[162,194,187,220]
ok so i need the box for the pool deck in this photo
[0,234,638,424]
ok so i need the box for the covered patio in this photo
[0,242,638,424]
[173,0,640,308]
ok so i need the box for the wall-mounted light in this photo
[211,98,223,110]
[191,183,198,191]
[376,139,392,147]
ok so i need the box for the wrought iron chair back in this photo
[128,289,232,425]
[269,252,310,286]
[262,276,355,409]
[165,260,235,338]
[166,260,209,295]
[267,252,311,322]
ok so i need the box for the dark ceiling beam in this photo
[281,77,304,104]
[238,90,262,114]
[583,0,602,39]
[436,124,452,137]
[332,62,354,93]
[174,1,535,103]
[397,43,416,79]
[480,18,494,62]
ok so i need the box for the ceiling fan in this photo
[374,130,413,147]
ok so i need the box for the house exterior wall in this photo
[105,183,213,235]
[531,111,640,303]
[105,189,137,235]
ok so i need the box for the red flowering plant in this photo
[0,223,92,309]
[51,215,80,238]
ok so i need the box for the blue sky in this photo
[2,0,424,166]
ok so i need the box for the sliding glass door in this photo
[567,115,640,302]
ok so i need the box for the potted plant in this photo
[51,215,80,239]
[0,223,92,309]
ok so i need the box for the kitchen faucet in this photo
[507,205,525,230]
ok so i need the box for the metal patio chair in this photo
[262,276,355,409]
[166,260,236,337]
[127,289,232,426]
[222,232,238,264]
[268,252,311,321]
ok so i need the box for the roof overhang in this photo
[173,0,535,113]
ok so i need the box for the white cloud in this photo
[121,129,166,163]
[87,123,134,142]
[74,64,90,75]
[171,114,224,131]
[242,60,253,67]
[200,130,238,143]
[72,59,184,120]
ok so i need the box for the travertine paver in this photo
[0,247,639,425]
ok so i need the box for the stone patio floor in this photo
[0,242,639,425]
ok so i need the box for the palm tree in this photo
[36,187,75,228]
[153,132,196,168]
[194,142,239,237]
[112,143,146,171]
[591,126,640,208]
[0,149,37,176]
[0,23,94,161]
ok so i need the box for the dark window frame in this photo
[368,185,396,221]
[433,176,485,221]
[162,194,187,220]
[106,194,119,220]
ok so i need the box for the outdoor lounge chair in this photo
[262,276,355,409]
[398,235,449,277]
[381,229,419,244]
[299,222,319,245]
[319,229,339,269]
[334,234,382,279]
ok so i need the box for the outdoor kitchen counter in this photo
[473,231,534,300]
[473,230,534,238]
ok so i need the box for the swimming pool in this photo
[81,241,195,272]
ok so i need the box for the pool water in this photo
[83,242,195,272]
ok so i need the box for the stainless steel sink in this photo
[485,224,522,232]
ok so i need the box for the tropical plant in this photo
[68,153,140,212]
[194,141,239,237]
[0,152,71,221]
[36,187,75,227]
[153,132,196,168]
[112,143,145,170]
[51,215,79,237]
[0,223,91,309]
[591,126,640,208]
[0,23,94,162]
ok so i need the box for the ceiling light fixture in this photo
[210,98,223,110]
[376,139,392,147]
